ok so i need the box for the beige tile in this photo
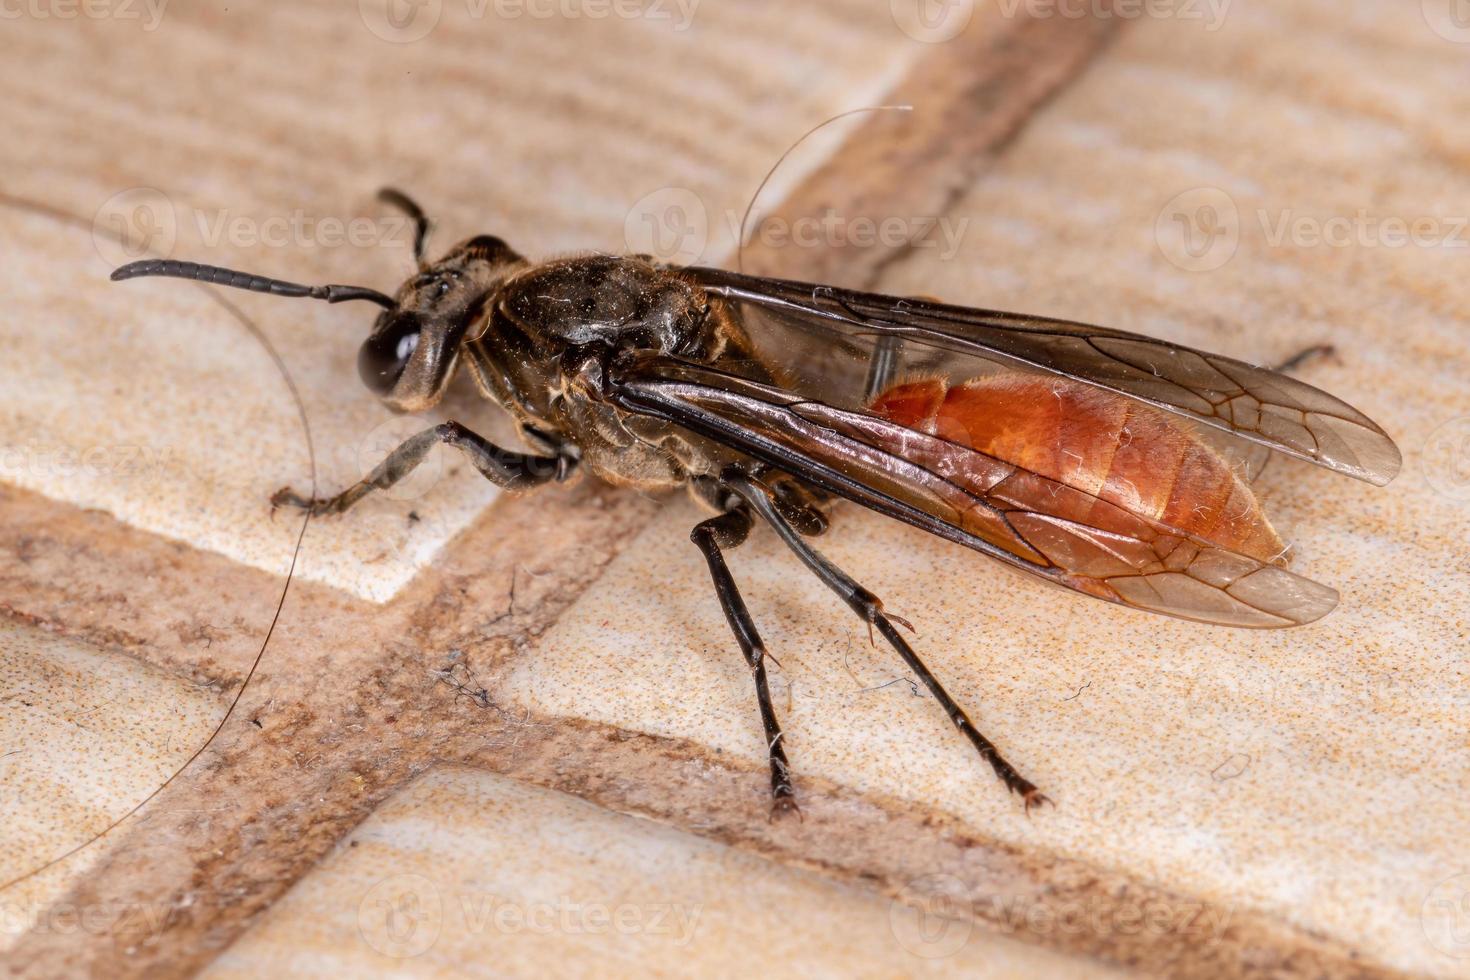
[0,622,223,951]
[0,204,312,588]
[203,766,1119,978]
[505,2,1470,975]
[0,1,923,601]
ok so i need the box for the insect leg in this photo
[724,471,1049,812]
[690,500,799,819]
[863,335,904,403]
[758,470,830,537]
[272,421,576,516]
[1275,344,1335,374]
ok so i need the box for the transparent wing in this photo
[610,355,1339,629]
[687,267,1401,486]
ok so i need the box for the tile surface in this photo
[2,1,1466,977]
[203,766,1120,978]
[0,623,223,951]
[506,2,1470,975]
[1,204,309,586]
[0,0,922,601]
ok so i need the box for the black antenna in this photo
[378,186,431,266]
[110,259,397,309]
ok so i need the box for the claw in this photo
[1021,788,1053,816]
[271,485,303,509]
[270,485,330,517]
[268,486,294,519]
[769,794,803,822]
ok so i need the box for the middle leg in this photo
[724,470,1050,812]
[689,498,798,818]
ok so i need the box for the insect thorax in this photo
[474,254,730,492]
[498,254,705,353]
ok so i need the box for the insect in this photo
[111,188,1401,815]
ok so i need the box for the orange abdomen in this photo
[869,375,1283,562]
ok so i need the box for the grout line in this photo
[524,4,1130,631]
[1,9,1137,978]
[739,5,1125,288]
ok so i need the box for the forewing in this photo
[688,267,1401,486]
[610,355,1339,629]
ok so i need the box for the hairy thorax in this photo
[476,255,741,491]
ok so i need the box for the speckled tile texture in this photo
[1,1,1466,977]
[0,623,222,951]
[1,206,310,584]
[202,766,1122,978]
[882,10,1470,970]
[0,0,922,602]
[508,2,1470,976]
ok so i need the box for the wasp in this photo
[112,188,1401,815]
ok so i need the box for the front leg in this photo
[272,420,577,516]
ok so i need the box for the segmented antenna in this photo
[378,187,431,265]
[110,259,397,308]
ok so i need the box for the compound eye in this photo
[358,313,421,395]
